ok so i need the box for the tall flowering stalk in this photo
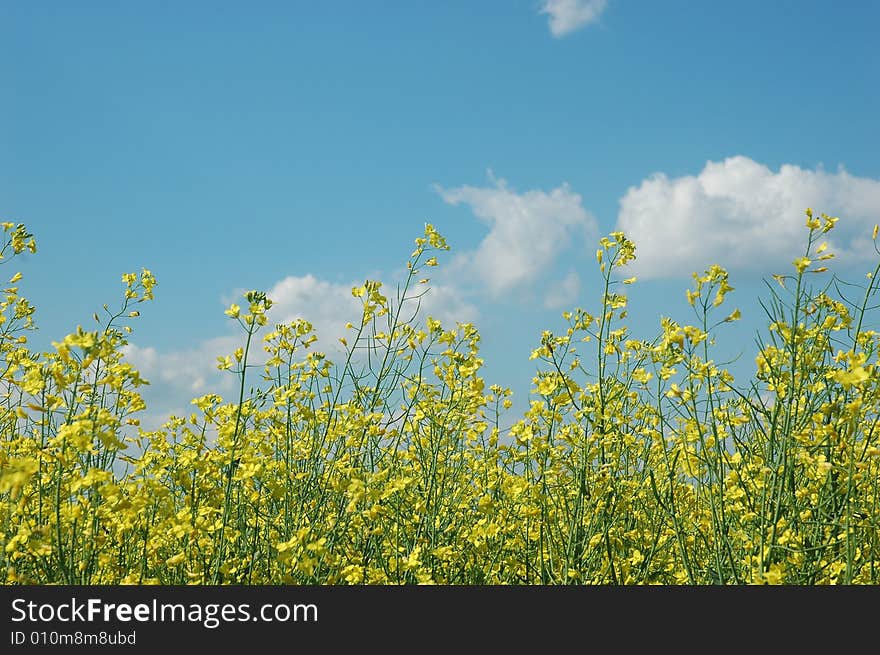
[2,212,880,584]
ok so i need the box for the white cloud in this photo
[616,156,880,279]
[121,338,240,432]
[544,270,581,309]
[266,273,478,346]
[413,282,479,327]
[540,0,608,37]
[123,337,239,395]
[120,269,478,428]
[435,173,597,298]
[266,274,362,350]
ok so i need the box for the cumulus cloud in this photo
[540,0,608,37]
[121,338,240,431]
[616,156,880,279]
[414,282,480,326]
[435,173,597,298]
[266,273,478,345]
[120,268,478,429]
[122,337,239,396]
[265,274,362,349]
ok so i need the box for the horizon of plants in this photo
[2,209,880,585]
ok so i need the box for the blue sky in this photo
[2,0,879,427]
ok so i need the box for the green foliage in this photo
[2,213,880,585]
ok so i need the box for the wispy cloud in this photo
[435,172,597,299]
[540,0,608,37]
[615,156,880,279]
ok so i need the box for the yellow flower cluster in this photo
[2,214,880,585]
